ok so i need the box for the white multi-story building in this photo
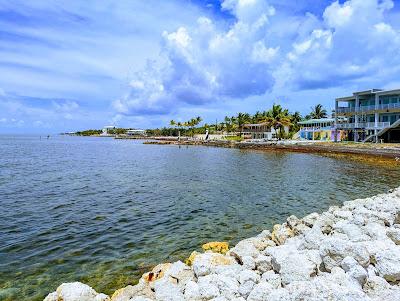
[335,89,400,143]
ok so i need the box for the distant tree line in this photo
[74,104,329,138]
[74,129,102,136]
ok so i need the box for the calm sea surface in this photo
[0,135,399,300]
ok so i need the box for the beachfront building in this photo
[101,125,115,136]
[127,129,146,136]
[335,89,400,142]
[242,123,289,140]
[297,118,338,141]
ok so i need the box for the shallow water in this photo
[0,135,399,301]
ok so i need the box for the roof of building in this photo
[243,123,270,127]
[336,88,400,101]
[298,118,334,125]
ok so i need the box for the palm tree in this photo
[308,104,327,119]
[253,111,263,123]
[236,112,251,136]
[170,120,178,138]
[260,104,292,140]
[291,111,302,124]
[289,111,302,134]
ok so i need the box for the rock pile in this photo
[44,188,400,301]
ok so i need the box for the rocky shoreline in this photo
[44,188,400,301]
[143,140,400,159]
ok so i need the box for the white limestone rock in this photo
[362,222,388,240]
[272,267,369,301]
[159,261,194,291]
[228,239,260,264]
[241,255,256,270]
[254,255,272,273]
[347,265,367,286]
[43,292,58,301]
[333,221,369,242]
[129,297,154,301]
[44,282,110,301]
[238,269,260,284]
[265,245,317,285]
[183,280,201,301]
[197,274,240,300]
[386,227,400,244]
[216,274,240,300]
[153,278,185,301]
[261,271,281,289]
[238,280,255,299]
[237,269,260,298]
[373,246,400,282]
[192,253,235,277]
[301,226,326,250]
[302,212,320,227]
[341,256,358,272]
[110,281,154,301]
[197,275,220,300]
[319,238,369,271]
[364,275,400,301]
[247,282,274,301]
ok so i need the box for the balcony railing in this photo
[336,102,400,114]
[336,122,390,129]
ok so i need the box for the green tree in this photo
[307,104,327,119]
[236,112,251,136]
[260,104,292,140]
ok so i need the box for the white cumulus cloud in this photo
[114,0,400,117]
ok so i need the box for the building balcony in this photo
[336,102,400,114]
[336,122,390,129]
[300,126,333,132]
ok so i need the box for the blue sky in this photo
[0,0,400,133]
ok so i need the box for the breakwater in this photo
[44,187,400,301]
